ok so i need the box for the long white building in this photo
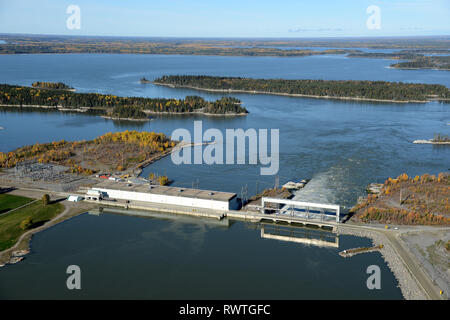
[88,180,240,211]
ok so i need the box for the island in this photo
[153,75,450,103]
[140,77,151,84]
[31,81,75,91]
[0,130,176,174]
[0,83,249,118]
[347,51,419,60]
[413,134,450,145]
[0,130,182,264]
[390,56,450,71]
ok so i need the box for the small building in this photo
[86,189,102,201]
[67,195,84,202]
[88,180,240,211]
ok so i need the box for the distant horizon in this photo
[1,0,449,38]
[1,33,449,41]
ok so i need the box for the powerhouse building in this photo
[88,180,240,211]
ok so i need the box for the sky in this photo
[0,0,449,38]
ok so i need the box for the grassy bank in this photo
[0,194,34,214]
[0,194,64,251]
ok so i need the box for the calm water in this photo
[0,53,449,299]
[0,211,402,300]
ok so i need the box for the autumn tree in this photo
[20,217,33,230]
[42,194,50,205]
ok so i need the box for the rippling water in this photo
[0,53,448,298]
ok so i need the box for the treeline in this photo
[347,52,419,60]
[1,35,450,56]
[432,134,450,142]
[0,84,248,116]
[112,105,147,119]
[155,75,450,102]
[0,36,358,57]
[391,56,450,70]
[32,81,73,90]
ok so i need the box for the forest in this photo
[347,51,419,60]
[111,105,147,119]
[0,130,176,173]
[350,173,450,225]
[154,75,450,102]
[0,84,248,116]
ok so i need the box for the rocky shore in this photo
[413,139,450,145]
[0,249,29,267]
[337,226,427,300]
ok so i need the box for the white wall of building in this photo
[92,187,234,211]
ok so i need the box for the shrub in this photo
[158,176,169,186]
[42,194,50,205]
[20,217,33,230]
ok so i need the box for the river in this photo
[0,53,448,299]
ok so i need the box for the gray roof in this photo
[93,180,237,202]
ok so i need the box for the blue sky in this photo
[0,0,449,37]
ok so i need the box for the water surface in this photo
[0,53,448,299]
[0,212,402,300]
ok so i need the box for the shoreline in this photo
[338,224,446,300]
[337,225,422,300]
[32,86,76,92]
[391,66,450,71]
[101,115,150,122]
[132,141,214,177]
[144,110,248,117]
[0,104,248,117]
[0,191,97,266]
[0,184,445,300]
[152,82,437,104]
[413,139,450,145]
[0,104,91,112]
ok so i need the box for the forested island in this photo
[347,51,450,71]
[347,51,419,60]
[31,81,74,90]
[390,56,450,71]
[0,84,248,117]
[154,75,450,103]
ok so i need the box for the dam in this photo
[84,181,341,229]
